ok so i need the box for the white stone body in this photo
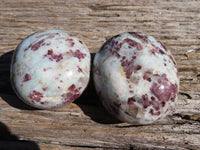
[93,32,179,124]
[11,30,90,109]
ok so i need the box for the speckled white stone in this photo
[93,32,179,124]
[11,30,90,109]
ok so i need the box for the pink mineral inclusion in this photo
[31,39,45,51]
[77,66,83,73]
[29,90,44,103]
[73,49,86,61]
[23,73,31,82]
[65,39,75,47]
[124,38,143,50]
[44,49,63,62]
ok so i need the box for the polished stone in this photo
[93,32,179,124]
[11,30,90,109]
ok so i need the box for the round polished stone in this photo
[11,30,90,109]
[93,32,179,124]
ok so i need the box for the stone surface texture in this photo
[93,32,179,124]
[11,30,90,109]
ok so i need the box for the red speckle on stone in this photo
[143,71,152,82]
[149,100,160,111]
[55,54,63,62]
[44,49,63,62]
[168,55,176,65]
[161,73,168,81]
[24,43,32,51]
[124,38,143,50]
[73,49,86,61]
[43,68,46,72]
[127,97,136,105]
[68,84,76,91]
[110,48,121,58]
[159,49,165,54]
[74,89,80,94]
[129,90,134,93]
[79,40,83,44]
[151,96,155,101]
[151,82,164,101]
[121,58,142,79]
[134,65,142,71]
[132,55,136,59]
[71,42,75,47]
[115,52,121,58]
[154,105,160,111]
[58,86,61,89]
[77,66,83,73]
[60,80,63,83]
[151,49,159,55]
[31,39,45,51]
[121,58,134,79]
[164,63,167,66]
[48,49,53,55]
[61,92,80,104]
[23,73,31,82]
[66,92,73,98]
[157,78,162,83]
[150,75,178,103]
[152,44,165,55]
[61,84,82,103]
[170,95,176,102]
[66,39,75,47]
[40,101,49,105]
[149,109,161,116]
[109,40,123,52]
[28,90,44,103]
[129,32,149,43]
[159,41,168,51]
[66,39,73,42]
[142,94,150,109]
[42,87,48,91]
[110,40,115,47]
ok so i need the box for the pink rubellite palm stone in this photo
[93,32,179,124]
[11,30,90,109]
